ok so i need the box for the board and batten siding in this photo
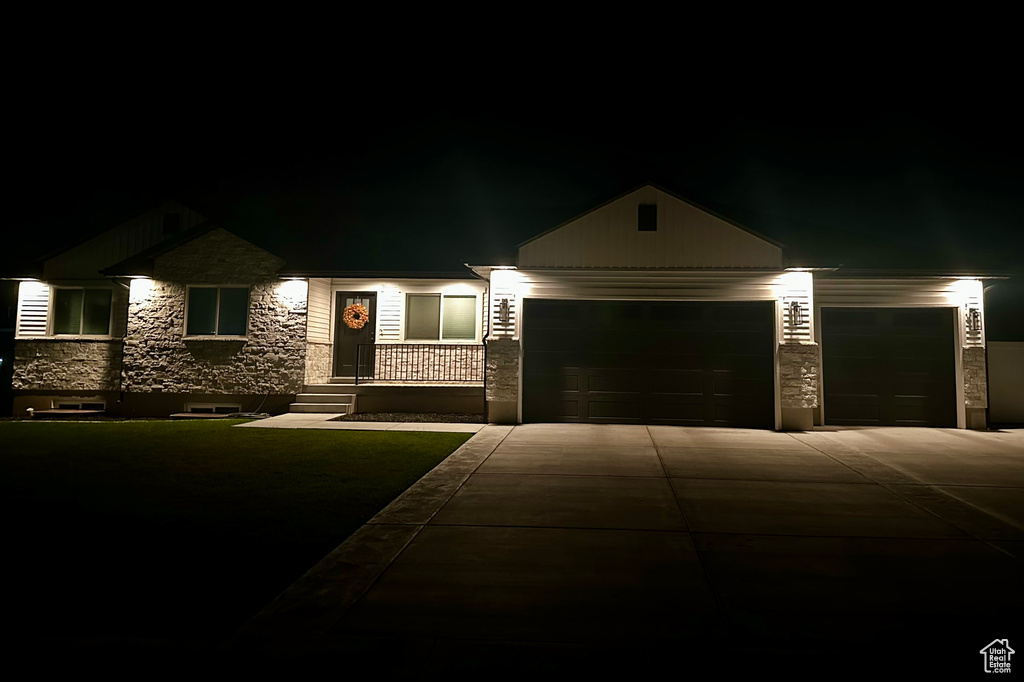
[43,203,206,280]
[518,186,783,269]
[305,278,332,343]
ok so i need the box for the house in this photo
[9,186,994,429]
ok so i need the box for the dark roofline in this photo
[101,221,282,277]
[276,270,478,280]
[814,268,1012,279]
[31,199,210,269]
[516,182,787,251]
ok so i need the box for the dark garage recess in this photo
[522,300,775,428]
[821,307,957,427]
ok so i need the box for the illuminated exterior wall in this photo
[122,230,307,397]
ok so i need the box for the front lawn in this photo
[0,420,470,646]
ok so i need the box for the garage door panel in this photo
[828,378,882,396]
[586,371,642,394]
[525,352,580,374]
[587,399,642,420]
[712,353,772,375]
[825,399,881,424]
[587,351,644,369]
[649,400,708,424]
[712,374,772,397]
[650,370,703,394]
[649,351,704,371]
[712,403,773,429]
[523,300,774,427]
[650,304,704,325]
[528,327,583,350]
[529,301,583,327]
[649,334,705,354]
[822,307,955,427]
[522,390,580,420]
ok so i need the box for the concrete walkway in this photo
[229,424,1024,675]
[234,412,485,433]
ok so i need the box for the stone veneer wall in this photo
[373,345,484,382]
[778,342,819,409]
[305,342,333,385]
[485,338,520,402]
[963,346,987,408]
[122,229,307,396]
[12,339,121,391]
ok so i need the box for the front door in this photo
[334,292,376,379]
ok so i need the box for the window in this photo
[186,286,249,336]
[53,288,112,335]
[405,294,477,341]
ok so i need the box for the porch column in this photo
[777,271,819,431]
[485,337,519,424]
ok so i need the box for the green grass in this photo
[0,420,471,642]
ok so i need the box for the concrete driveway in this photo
[232,425,1024,676]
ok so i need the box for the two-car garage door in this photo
[522,300,775,428]
[522,300,959,429]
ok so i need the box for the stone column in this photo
[485,338,520,424]
[963,346,988,429]
[778,342,819,431]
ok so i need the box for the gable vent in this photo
[637,204,657,231]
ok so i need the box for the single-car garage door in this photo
[821,307,957,427]
[522,300,775,427]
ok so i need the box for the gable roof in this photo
[39,201,209,280]
[517,183,785,269]
[101,221,282,277]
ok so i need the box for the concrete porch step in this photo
[295,393,355,404]
[304,383,355,393]
[290,390,357,414]
[288,402,354,414]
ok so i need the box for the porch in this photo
[292,343,485,415]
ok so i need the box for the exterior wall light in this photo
[967,308,982,333]
[788,300,803,328]
[276,278,308,310]
[129,277,156,304]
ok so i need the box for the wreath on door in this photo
[342,303,370,329]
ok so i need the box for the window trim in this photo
[402,292,480,343]
[49,285,113,337]
[184,285,250,338]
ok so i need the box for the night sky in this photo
[5,78,1022,338]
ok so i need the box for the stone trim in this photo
[963,346,987,409]
[778,341,819,409]
[485,338,520,403]
[12,339,122,392]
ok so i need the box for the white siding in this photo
[15,281,50,337]
[507,269,785,338]
[306,278,332,343]
[329,278,487,344]
[518,186,783,269]
[378,286,402,342]
[777,272,813,344]
[814,277,986,347]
